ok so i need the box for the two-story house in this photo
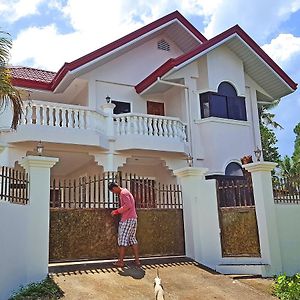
[0,11,297,202]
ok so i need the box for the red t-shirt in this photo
[117,188,137,221]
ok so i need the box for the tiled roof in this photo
[10,66,56,83]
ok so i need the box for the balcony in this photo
[1,100,188,153]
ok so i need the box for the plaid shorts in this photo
[118,218,138,247]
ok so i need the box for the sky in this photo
[1,0,300,157]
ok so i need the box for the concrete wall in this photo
[276,204,300,275]
[0,202,29,300]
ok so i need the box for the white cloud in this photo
[8,0,300,71]
[0,0,45,22]
[262,33,300,70]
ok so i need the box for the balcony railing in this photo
[114,113,187,141]
[20,100,106,133]
[18,101,188,143]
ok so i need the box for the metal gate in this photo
[49,172,185,262]
[216,174,261,257]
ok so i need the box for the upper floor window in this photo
[200,82,247,121]
[112,100,131,114]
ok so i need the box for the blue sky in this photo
[1,0,300,157]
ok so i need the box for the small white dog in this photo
[154,268,165,300]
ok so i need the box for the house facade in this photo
[0,11,297,190]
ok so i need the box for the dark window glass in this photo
[200,82,247,121]
[111,100,131,114]
[225,162,244,176]
[227,97,247,120]
[210,95,228,118]
[218,82,237,97]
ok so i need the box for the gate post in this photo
[19,155,59,282]
[244,162,282,276]
[174,167,221,269]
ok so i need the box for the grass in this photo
[273,273,300,300]
[9,276,64,300]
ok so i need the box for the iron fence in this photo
[0,166,29,204]
[273,176,300,204]
[216,177,254,207]
[50,172,182,209]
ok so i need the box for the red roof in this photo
[12,10,206,91]
[135,25,298,93]
[11,66,56,90]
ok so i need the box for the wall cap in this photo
[19,155,59,170]
[243,161,277,173]
[174,167,209,178]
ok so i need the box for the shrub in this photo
[273,273,300,300]
[9,276,64,300]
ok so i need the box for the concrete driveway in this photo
[49,257,276,300]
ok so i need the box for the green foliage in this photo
[292,123,300,168]
[260,124,281,164]
[273,273,300,300]
[9,276,64,300]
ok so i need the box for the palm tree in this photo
[0,30,22,129]
[258,100,283,129]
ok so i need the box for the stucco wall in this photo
[0,202,29,300]
[276,204,300,275]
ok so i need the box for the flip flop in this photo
[113,261,125,268]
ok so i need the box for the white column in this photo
[174,167,221,269]
[101,103,116,137]
[19,155,59,282]
[244,162,282,276]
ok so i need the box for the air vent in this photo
[157,39,170,51]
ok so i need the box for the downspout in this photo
[157,77,193,158]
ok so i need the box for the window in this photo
[111,100,131,114]
[225,162,244,177]
[200,82,247,121]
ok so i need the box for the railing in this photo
[20,100,107,132]
[273,176,300,204]
[216,177,254,207]
[50,172,182,209]
[0,166,29,204]
[114,113,188,141]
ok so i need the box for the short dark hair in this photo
[108,182,119,191]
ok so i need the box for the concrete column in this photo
[244,162,282,276]
[101,103,116,138]
[174,167,221,269]
[19,155,58,282]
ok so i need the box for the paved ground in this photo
[50,257,276,300]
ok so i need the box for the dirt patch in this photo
[50,258,276,300]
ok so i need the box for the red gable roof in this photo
[11,66,56,90]
[12,11,206,91]
[135,25,298,94]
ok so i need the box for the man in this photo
[108,182,141,267]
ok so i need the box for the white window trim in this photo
[194,116,250,126]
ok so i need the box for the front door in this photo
[147,101,165,116]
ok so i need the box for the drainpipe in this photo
[157,77,193,158]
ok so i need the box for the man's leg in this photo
[118,246,126,263]
[131,243,140,265]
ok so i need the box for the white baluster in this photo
[153,118,158,136]
[157,118,163,136]
[143,117,148,135]
[148,117,153,136]
[182,124,187,142]
[41,105,47,125]
[73,110,78,128]
[78,110,83,129]
[162,119,168,137]
[138,116,144,135]
[61,108,66,127]
[172,120,178,139]
[20,104,27,125]
[115,117,120,135]
[48,106,54,126]
[120,116,126,135]
[167,119,173,137]
[36,105,41,125]
[133,116,138,134]
[126,116,132,134]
